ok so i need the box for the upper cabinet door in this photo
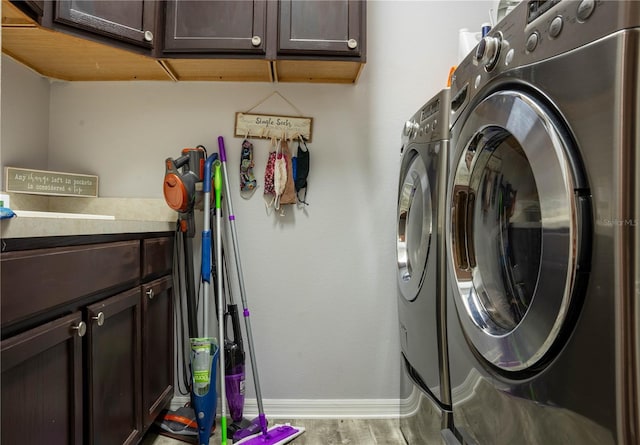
[278,0,365,58]
[163,0,267,54]
[54,0,156,48]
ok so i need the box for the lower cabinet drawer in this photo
[1,240,140,326]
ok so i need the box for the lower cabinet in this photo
[1,312,84,445]
[0,233,175,445]
[87,287,143,445]
[142,276,174,432]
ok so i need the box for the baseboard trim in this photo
[170,396,401,419]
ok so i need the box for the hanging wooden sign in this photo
[5,167,99,197]
[234,112,313,142]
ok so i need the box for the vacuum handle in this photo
[225,304,244,348]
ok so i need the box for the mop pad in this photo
[233,424,305,445]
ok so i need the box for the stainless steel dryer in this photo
[446,1,640,444]
[397,89,458,444]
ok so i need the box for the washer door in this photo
[448,90,590,372]
[397,149,433,302]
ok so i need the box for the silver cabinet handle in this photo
[92,312,105,327]
[144,30,154,42]
[251,36,262,47]
[347,39,358,49]
[146,289,155,299]
[71,321,86,337]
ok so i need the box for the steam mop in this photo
[190,154,220,445]
[218,136,305,445]
[214,160,229,445]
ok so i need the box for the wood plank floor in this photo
[143,418,408,445]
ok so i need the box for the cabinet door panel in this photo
[164,0,266,53]
[55,0,156,48]
[1,312,83,445]
[87,288,142,445]
[142,276,174,430]
[278,0,364,57]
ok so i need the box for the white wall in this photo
[1,1,493,410]
[0,55,50,179]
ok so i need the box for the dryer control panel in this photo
[401,88,451,151]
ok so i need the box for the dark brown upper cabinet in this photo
[53,0,157,49]
[163,0,267,54]
[278,0,365,59]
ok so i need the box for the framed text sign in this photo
[234,112,313,142]
[5,167,99,197]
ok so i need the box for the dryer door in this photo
[448,90,590,372]
[397,147,434,302]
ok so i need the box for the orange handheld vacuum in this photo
[163,146,206,339]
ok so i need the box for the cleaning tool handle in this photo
[214,160,222,210]
[226,304,244,350]
[218,136,227,162]
[221,416,228,445]
[203,153,217,194]
[201,231,211,283]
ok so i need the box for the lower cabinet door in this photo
[1,312,84,445]
[142,275,174,430]
[87,287,142,445]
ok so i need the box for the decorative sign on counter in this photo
[234,112,313,142]
[5,167,98,197]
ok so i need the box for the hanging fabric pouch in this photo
[279,141,297,206]
[273,139,288,209]
[295,138,310,205]
[240,139,258,198]
[263,139,277,197]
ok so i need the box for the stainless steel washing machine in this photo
[446,1,640,444]
[397,89,459,444]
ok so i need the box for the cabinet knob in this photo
[144,30,154,42]
[146,289,155,299]
[92,312,105,327]
[251,36,262,47]
[347,39,358,49]
[71,321,87,337]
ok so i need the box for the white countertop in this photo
[0,215,175,239]
[0,195,177,239]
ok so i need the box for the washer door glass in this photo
[397,151,433,301]
[449,90,587,372]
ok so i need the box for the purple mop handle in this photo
[218,136,227,162]
[217,136,236,221]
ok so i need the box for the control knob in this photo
[474,34,502,71]
[403,120,419,138]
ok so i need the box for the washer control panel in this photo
[449,0,640,125]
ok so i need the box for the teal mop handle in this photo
[217,136,266,428]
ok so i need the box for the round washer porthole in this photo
[448,90,589,372]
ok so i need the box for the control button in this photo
[577,0,595,21]
[549,16,563,38]
[474,74,482,89]
[526,32,539,52]
[505,48,515,66]
[432,120,438,131]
